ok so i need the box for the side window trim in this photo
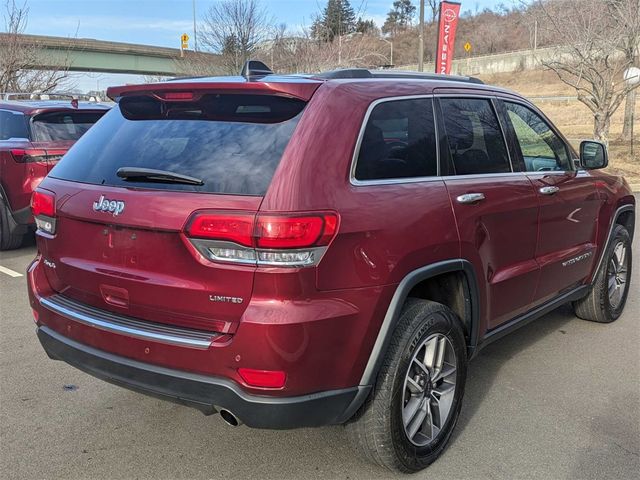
[499,97,575,173]
[435,94,515,175]
[349,95,441,186]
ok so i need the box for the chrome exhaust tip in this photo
[219,409,242,426]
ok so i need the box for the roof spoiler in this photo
[241,60,273,80]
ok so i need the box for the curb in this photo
[629,184,640,193]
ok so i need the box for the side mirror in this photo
[580,140,608,169]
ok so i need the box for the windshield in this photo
[49,94,305,196]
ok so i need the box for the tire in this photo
[573,224,632,323]
[0,197,24,251]
[346,298,468,473]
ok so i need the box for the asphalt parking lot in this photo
[1,219,639,480]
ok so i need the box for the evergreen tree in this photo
[312,0,357,42]
[356,18,379,35]
[382,0,416,36]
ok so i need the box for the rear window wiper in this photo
[116,167,204,186]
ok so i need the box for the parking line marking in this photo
[0,265,22,277]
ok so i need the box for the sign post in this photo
[180,33,190,57]
[464,42,471,75]
[435,1,462,75]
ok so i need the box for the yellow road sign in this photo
[464,42,472,52]
[181,33,189,50]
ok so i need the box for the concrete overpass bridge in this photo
[1,33,222,76]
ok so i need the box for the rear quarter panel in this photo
[263,81,460,291]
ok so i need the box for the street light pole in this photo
[192,0,198,51]
[382,38,393,66]
[418,0,425,71]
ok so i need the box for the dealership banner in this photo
[435,1,462,75]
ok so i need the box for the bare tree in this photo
[199,0,272,74]
[426,0,438,24]
[615,0,640,141]
[531,0,640,141]
[0,0,72,93]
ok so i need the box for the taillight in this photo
[184,211,339,267]
[187,212,254,247]
[31,190,56,234]
[238,368,286,389]
[256,215,336,248]
[11,149,66,163]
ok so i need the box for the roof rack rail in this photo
[314,68,484,84]
[315,68,373,79]
[0,92,103,101]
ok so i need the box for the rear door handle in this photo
[456,193,485,204]
[539,186,560,195]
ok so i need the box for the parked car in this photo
[28,63,634,473]
[0,96,110,249]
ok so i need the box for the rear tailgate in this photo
[39,179,260,333]
[36,89,309,333]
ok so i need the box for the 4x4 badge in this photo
[93,195,125,216]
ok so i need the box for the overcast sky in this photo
[19,0,515,92]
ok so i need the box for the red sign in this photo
[435,1,462,75]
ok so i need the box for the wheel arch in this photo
[359,259,480,388]
[591,203,635,284]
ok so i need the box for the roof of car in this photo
[0,100,112,115]
[107,68,520,102]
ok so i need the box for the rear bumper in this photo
[37,325,368,429]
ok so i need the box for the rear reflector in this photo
[31,191,55,217]
[238,368,286,388]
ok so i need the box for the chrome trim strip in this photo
[40,295,218,349]
[590,205,635,284]
[348,94,524,187]
[189,239,328,268]
[438,172,525,181]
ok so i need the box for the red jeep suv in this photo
[28,64,635,473]
[0,96,109,249]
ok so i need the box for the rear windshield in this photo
[31,111,106,142]
[0,110,29,140]
[50,94,305,196]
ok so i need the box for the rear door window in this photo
[354,98,437,181]
[50,94,305,196]
[0,110,29,140]
[31,111,106,142]
[439,98,511,175]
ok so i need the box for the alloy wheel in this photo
[607,241,629,310]
[401,333,457,447]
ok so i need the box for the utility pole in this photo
[418,0,425,71]
[192,0,198,51]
